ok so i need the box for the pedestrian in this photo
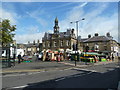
[43,51,46,61]
[56,55,58,62]
[111,54,114,61]
[94,55,97,63]
[106,55,109,61]
[36,53,39,61]
[18,53,22,64]
[46,52,49,61]
[58,54,60,62]
[108,55,111,61]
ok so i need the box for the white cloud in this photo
[14,25,44,43]
[59,3,85,32]
[79,2,88,8]
[82,12,118,41]
[0,8,18,24]
[58,2,118,41]
[15,29,54,44]
[27,25,39,34]
[15,32,45,44]
[26,10,48,27]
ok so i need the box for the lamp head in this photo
[82,18,85,20]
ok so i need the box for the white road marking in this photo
[10,85,28,89]
[73,72,93,77]
[55,77,65,81]
[1,67,73,77]
[59,70,64,71]
[1,74,27,77]
[73,68,98,72]
[108,69,114,71]
[63,67,73,71]
[2,67,98,78]
[2,71,45,77]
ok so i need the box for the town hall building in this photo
[42,17,77,53]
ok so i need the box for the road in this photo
[2,62,120,89]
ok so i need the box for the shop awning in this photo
[81,52,100,56]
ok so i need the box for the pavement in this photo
[1,60,117,75]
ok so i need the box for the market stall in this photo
[80,52,107,63]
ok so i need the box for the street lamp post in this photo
[70,18,85,66]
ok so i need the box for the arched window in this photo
[48,42,50,47]
[54,41,57,47]
[95,43,99,51]
[66,40,70,46]
[61,40,63,46]
[43,42,45,47]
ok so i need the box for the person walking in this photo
[18,53,22,64]
[58,54,60,62]
[36,53,39,61]
[111,54,114,61]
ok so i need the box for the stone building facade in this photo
[26,40,42,55]
[79,33,120,61]
[42,17,77,53]
[17,40,42,56]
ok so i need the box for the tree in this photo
[0,19,16,46]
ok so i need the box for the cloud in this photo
[59,2,87,36]
[15,28,54,44]
[82,11,118,41]
[15,32,45,44]
[0,8,18,24]
[26,9,48,27]
[27,25,39,34]
[80,2,88,7]
[58,2,118,41]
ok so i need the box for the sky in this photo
[0,2,118,44]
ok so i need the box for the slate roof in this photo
[79,38,88,42]
[83,36,112,42]
[26,43,40,48]
[43,29,76,40]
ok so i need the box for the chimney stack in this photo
[88,34,91,38]
[106,32,110,37]
[33,40,35,45]
[37,39,40,43]
[95,33,99,36]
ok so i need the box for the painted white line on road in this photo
[59,70,64,71]
[55,77,65,82]
[73,72,93,77]
[108,69,114,71]
[2,73,27,77]
[73,68,98,72]
[10,85,28,89]
[2,71,44,77]
[2,66,99,78]
[63,67,73,71]
[2,67,73,77]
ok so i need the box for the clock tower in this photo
[54,17,59,34]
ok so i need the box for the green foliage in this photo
[0,19,16,46]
